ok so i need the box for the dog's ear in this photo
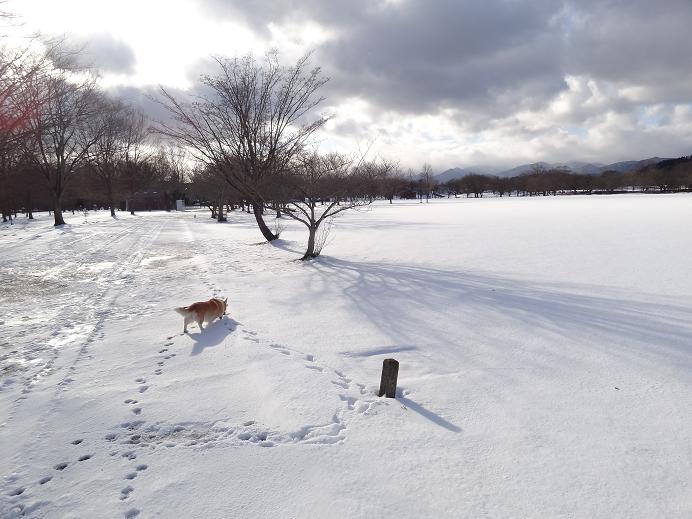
[224,298,228,304]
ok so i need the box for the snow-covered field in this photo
[1,194,691,518]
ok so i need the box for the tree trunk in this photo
[217,194,226,222]
[252,202,277,241]
[302,225,317,260]
[26,192,34,219]
[53,197,66,226]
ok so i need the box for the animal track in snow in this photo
[121,420,145,430]
[334,370,352,383]
[39,476,52,485]
[138,385,148,393]
[121,450,137,460]
[54,462,68,471]
[331,379,349,389]
[125,508,140,518]
[120,485,134,500]
[78,454,92,461]
[132,407,142,415]
[135,378,145,383]
[125,472,137,480]
[71,438,84,445]
[8,487,25,496]
[339,395,357,410]
[154,369,163,375]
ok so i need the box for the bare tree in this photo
[24,67,104,225]
[0,33,51,221]
[153,146,188,211]
[271,152,373,260]
[90,98,129,216]
[419,163,435,203]
[379,165,406,203]
[120,109,150,215]
[157,51,329,241]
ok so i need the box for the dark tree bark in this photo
[253,202,277,241]
[303,224,317,260]
[53,197,65,225]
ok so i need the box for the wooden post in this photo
[378,358,399,398]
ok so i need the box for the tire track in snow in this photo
[1,219,166,511]
[1,219,153,405]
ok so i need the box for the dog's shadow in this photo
[188,316,239,356]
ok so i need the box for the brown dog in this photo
[175,297,227,333]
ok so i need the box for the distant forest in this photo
[437,156,692,199]
[2,155,692,224]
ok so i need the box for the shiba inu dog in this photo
[175,297,228,333]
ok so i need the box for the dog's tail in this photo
[174,306,189,316]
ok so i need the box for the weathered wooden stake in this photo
[378,358,399,398]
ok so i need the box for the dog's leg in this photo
[184,315,192,333]
[197,318,205,331]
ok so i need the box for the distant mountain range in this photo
[436,157,668,181]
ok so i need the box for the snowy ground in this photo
[1,194,691,518]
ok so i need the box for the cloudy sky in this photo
[7,0,692,170]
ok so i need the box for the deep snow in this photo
[1,194,691,518]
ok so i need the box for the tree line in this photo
[437,161,692,198]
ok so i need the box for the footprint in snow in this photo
[138,385,149,393]
[120,485,134,500]
[54,462,68,471]
[331,379,349,389]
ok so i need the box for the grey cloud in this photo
[174,1,692,163]
[74,33,137,74]
[199,1,692,124]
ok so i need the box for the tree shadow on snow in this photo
[308,257,692,373]
[188,316,238,356]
